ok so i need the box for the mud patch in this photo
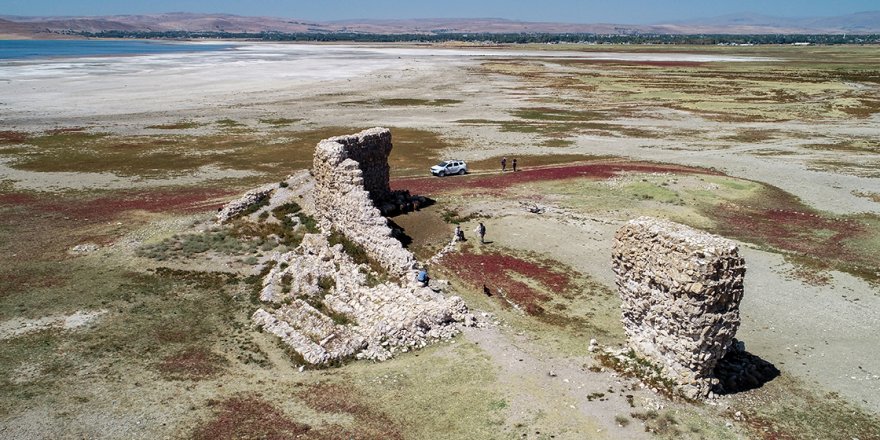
[156,346,226,380]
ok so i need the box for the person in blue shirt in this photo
[416,267,430,287]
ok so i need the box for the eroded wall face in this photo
[312,127,414,276]
[612,217,746,398]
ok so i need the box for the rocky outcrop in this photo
[612,217,746,399]
[312,127,415,276]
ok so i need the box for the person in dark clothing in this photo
[501,157,507,172]
[454,224,465,241]
[512,158,517,172]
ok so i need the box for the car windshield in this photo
[437,161,450,167]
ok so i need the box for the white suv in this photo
[430,160,468,177]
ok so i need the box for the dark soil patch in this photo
[440,251,573,315]
[193,396,312,440]
[0,130,28,143]
[1,187,233,223]
[393,161,718,196]
[297,382,404,440]
[156,346,225,380]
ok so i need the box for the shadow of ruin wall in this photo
[312,127,415,276]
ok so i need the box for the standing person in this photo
[512,158,518,172]
[501,157,507,172]
[476,222,486,244]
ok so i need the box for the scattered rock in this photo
[68,243,100,254]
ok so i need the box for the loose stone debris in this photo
[612,217,746,399]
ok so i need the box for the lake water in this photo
[0,39,233,60]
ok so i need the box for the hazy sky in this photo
[2,0,877,23]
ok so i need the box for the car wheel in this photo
[458,169,466,175]
[438,171,445,177]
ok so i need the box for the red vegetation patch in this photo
[297,383,403,440]
[711,202,873,270]
[705,184,880,282]
[0,187,234,222]
[194,396,311,440]
[157,347,225,380]
[392,162,717,196]
[0,130,28,143]
[440,251,574,315]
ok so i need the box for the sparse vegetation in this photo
[146,120,201,130]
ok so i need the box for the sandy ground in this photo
[0,310,107,341]
[1,42,878,431]
[479,202,880,413]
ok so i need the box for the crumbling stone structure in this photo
[243,128,472,366]
[254,234,468,364]
[611,217,746,399]
[312,127,414,276]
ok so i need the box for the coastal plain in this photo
[1,42,879,439]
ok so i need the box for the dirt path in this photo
[463,324,651,439]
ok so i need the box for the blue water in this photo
[0,39,233,60]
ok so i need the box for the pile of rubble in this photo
[254,234,468,364]
[611,217,746,399]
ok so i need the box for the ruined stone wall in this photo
[312,127,414,276]
[612,217,746,399]
[215,183,276,224]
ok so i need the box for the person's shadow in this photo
[712,340,780,394]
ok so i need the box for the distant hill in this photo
[668,11,880,34]
[1,11,878,39]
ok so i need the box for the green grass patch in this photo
[732,375,880,440]
[378,98,462,106]
[345,340,506,439]
[215,119,245,128]
[258,117,301,127]
[146,120,201,130]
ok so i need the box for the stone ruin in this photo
[236,127,471,365]
[311,127,417,277]
[215,183,275,224]
[611,217,746,399]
